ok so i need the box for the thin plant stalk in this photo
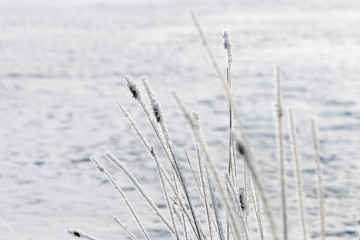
[233,132,280,240]
[141,77,194,216]
[104,151,175,235]
[0,217,23,240]
[116,101,182,240]
[173,92,245,240]
[115,102,174,191]
[274,67,288,240]
[243,161,249,227]
[194,139,215,240]
[189,10,224,81]
[353,215,360,240]
[190,10,280,240]
[182,213,189,240]
[66,229,102,240]
[206,165,226,240]
[248,176,265,240]
[288,109,308,240]
[116,101,183,205]
[194,112,225,240]
[184,150,205,201]
[168,196,199,232]
[173,158,205,240]
[141,75,173,149]
[311,118,325,240]
[126,76,204,238]
[133,77,203,235]
[89,156,151,240]
[114,218,138,240]
[225,174,250,240]
[223,31,237,188]
[125,76,181,186]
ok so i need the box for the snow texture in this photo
[1,0,360,239]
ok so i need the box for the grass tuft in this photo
[68,10,333,240]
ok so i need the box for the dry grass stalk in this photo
[104,151,175,235]
[248,177,265,239]
[311,118,326,240]
[288,109,308,240]
[274,67,288,240]
[66,229,102,240]
[89,156,151,240]
[116,101,181,239]
[233,134,280,240]
[173,92,245,240]
[114,218,138,240]
[190,10,280,240]
[0,217,23,240]
[67,10,338,240]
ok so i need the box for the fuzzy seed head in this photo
[240,191,247,211]
[223,31,231,50]
[66,229,81,238]
[222,30,233,65]
[236,141,246,156]
[152,101,162,123]
[275,104,283,118]
[150,147,155,157]
[125,75,139,99]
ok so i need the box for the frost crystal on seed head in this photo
[240,190,247,211]
[192,111,200,128]
[236,141,246,156]
[223,30,233,65]
[125,75,139,99]
[223,31,231,49]
[152,100,162,123]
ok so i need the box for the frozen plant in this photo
[67,11,331,240]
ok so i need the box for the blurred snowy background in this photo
[0,0,359,239]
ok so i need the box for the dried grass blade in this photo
[311,119,326,240]
[274,67,288,240]
[173,92,244,240]
[66,229,102,240]
[104,152,175,235]
[288,109,308,240]
[114,218,138,240]
[89,156,151,240]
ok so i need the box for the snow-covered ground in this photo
[1,0,359,239]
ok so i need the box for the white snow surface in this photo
[1,0,359,239]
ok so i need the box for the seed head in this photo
[152,101,162,123]
[239,191,247,211]
[125,75,139,100]
[223,31,231,50]
[236,141,246,156]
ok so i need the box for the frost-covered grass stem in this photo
[288,109,308,240]
[66,229,102,240]
[89,156,151,240]
[234,134,280,240]
[173,92,244,240]
[104,151,175,235]
[0,217,23,240]
[114,218,138,240]
[311,119,325,240]
[274,67,288,240]
[191,10,280,240]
